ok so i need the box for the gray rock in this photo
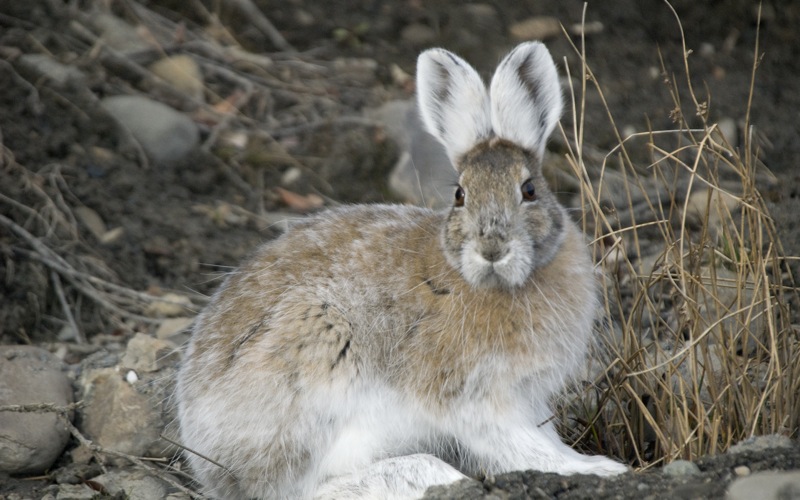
[662,459,701,477]
[101,95,199,165]
[56,484,97,500]
[0,345,74,474]
[729,434,794,454]
[18,54,86,87]
[367,99,456,209]
[79,367,168,458]
[727,470,800,500]
[92,469,173,500]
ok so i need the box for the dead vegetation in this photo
[560,5,799,468]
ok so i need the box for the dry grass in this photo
[559,5,799,468]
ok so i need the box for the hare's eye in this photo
[454,186,465,207]
[521,179,536,202]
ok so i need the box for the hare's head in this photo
[417,42,567,289]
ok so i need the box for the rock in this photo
[663,459,701,476]
[120,332,180,373]
[144,292,193,318]
[727,470,800,500]
[0,345,74,474]
[509,16,562,41]
[729,434,794,454]
[91,12,151,54]
[79,367,168,458]
[332,58,378,86]
[365,99,456,209]
[18,54,85,87]
[101,95,199,165]
[73,206,107,241]
[155,317,194,340]
[148,55,204,102]
[92,469,174,500]
[56,484,98,500]
[717,116,738,148]
[401,23,437,47]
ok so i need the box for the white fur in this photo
[490,42,563,157]
[416,48,492,164]
[418,42,563,162]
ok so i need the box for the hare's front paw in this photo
[567,455,629,476]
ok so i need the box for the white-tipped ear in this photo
[489,42,563,158]
[416,48,492,166]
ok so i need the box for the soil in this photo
[1,0,799,498]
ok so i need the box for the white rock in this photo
[717,117,738,148]
[101,95,199,165]
[727,470,800,500]
[0,345,74,474]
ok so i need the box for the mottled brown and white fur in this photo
[176,41,627,500]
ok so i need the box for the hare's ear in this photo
[489,42,563,158]
[416,48,492,167]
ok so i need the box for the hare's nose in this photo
[481,247,504,262]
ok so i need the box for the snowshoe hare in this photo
[176,41,627,500]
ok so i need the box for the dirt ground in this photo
[1,0,799,498]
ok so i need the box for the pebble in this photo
[148,55,205,102]
[0,345,74,474]
[509,16,562,41]
[401,23,437,47]
[120,332,180,373]
[717,116,738,148]
[92,469,173,500]
[56,484,97,500]
[101,95,199,165]
[662,459,701,477]
[91,12,151,54]
[155,317,194,340]
[19,54,85,87]
[727,470,800,500]
[144,292,193,318]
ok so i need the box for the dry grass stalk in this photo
[558,4,799,468]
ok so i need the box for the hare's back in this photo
[183,204,439,380]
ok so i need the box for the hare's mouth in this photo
[460,241,533,288]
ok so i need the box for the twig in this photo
[51,269,86,344]
[160,433,232,474]
[221,0,295,53]
[58,415,206,499]
[0,401,84,413]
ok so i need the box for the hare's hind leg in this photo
[313,454,467,500]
